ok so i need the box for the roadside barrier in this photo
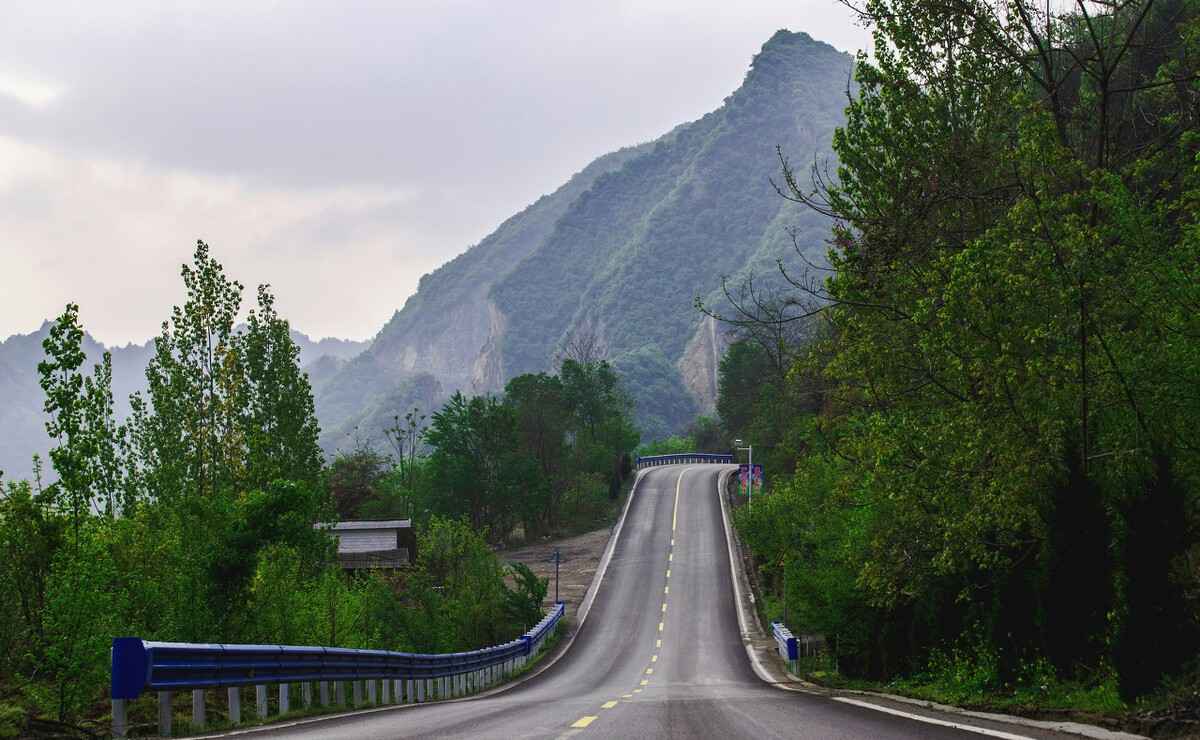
[635,452,734,469]
[771,622,799,674]
[109,602,565,737]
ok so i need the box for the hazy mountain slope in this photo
[315,29,852,445]
[0,323,365,482]
[492,32,850,439]
[313,146,648,451]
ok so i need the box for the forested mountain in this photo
[0,322,365,481]
[316,29,852,451]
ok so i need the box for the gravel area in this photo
[499,527,613,616]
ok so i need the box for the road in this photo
[241,465,1078,740]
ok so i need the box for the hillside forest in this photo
[3,0,1200,731]
[0,242,639,731]
[711,0,1200,716]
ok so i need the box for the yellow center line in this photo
[622,694,633,699]
[664,586,669,594]
[646,668,654,674]
[634,688,643,693]
[572,716,598,728]
[669,553,673,562]
[666,568,671,578]
[671,538,675,547]
[658,621,664,632]
[651,654,658,662]
[601,700,618,709]
[640,679,649,686]
[656,639,661,648]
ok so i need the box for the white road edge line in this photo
[716,467,1145,740]
[717,466,779,686]
[833,698,1033,740]
[195,468,655,738]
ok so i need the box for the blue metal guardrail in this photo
[771,621,799,674]
[110,602,565,737]
[635,452,734,469]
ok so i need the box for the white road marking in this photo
[833,698,1035,740]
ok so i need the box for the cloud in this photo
[0,134,450,344]
[0,71,61,109]
[1,0,870,344]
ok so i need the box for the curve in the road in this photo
[226,465,1072,740]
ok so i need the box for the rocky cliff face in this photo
[315,29,853,446]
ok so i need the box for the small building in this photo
[315,519,415,571]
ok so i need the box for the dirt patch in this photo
[498,527,613,616]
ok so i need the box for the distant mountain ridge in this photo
[3,29,854,473]
[0,322,366,482]
[315,29,853,452]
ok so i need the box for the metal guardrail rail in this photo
[110,602,565,736]
[771,621,799,674]
[635,452,734,468]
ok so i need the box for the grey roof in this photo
[314,519,412,531]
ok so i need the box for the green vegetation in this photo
[712,0,1200,721]
[329,360,640,543]
[312,31,854,446]
[0,242,621,734]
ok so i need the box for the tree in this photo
[505,373,569,533]
[327,446,390,520]
[236,285,323,492]
[38,304,129,522]
[424,393,531,538]
[129,241,243,504]
[384,407,427,492]
[718,0,1200,695]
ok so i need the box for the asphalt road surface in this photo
[238,465,1081,740]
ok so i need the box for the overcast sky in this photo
[1,1,870,346]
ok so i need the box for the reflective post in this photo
[228,687,241,725]
[157,691,173,737]
[191,689,205,729]
[112,699,128,738]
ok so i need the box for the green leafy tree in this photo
[236,285,323,491]
[425,393,533,537]
[129,241,243,504]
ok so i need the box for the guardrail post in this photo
[336,680,346,706]
[381,678,390,703]
[191,689,205,729]
[279,683,290,715]
[112,699,128,738]
[320,680,330,706]
[157,690,173,737]
[303,681,313,708]
[228,687,241,725]
[256,684,268,719]
[405,679,414,704]
[353,680,363,706]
